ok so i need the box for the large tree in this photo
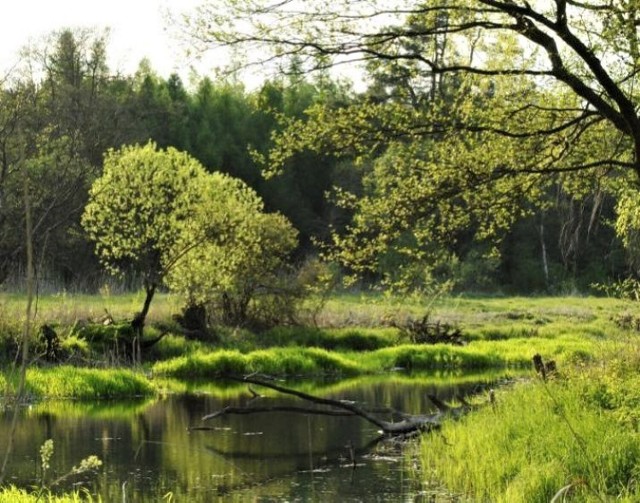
[186,1,638,171]
[184,1,639,284]
[0,28,145,287]
[82,141,298,332]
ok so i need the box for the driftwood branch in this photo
[201,374,473,436]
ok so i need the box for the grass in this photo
[150,333,602,378]
[151,346,362,378]
[0,487,99,502]
[0,291,634,395]
[2,366,154,399]
[419,344,640,502]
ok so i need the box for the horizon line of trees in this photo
[0,27,634,298]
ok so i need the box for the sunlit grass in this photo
[15,367,154,399]
[150,334,601,379]
[420,348,640,502]
[152,346,361,378]
[0,487,99,502]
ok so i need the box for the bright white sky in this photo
[1,0,205,81]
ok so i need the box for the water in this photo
[0,373,503,501]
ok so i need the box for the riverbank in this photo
[1,293,631,399]
[420,342,640,502]
[2,293,639,500]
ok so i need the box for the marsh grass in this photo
[0,292,634,396]
[9,367,155,399]
[150,333,600,379]
[259,326,397,351]
[0,291,178,327]
[421,363,640,502]
[0,487,99,502]
[152,346,361,378]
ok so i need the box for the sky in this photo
[1,0,205,81]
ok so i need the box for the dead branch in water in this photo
[200,374,475,436]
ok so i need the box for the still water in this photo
[1,373,504,501]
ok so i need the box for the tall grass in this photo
[0,487,99,502]
[151,334,600,379]
[11,367,155,399]
[151,347,361,378]
[421,368,640,502]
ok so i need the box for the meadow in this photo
[0,292,629,397]
[2,291,640,501]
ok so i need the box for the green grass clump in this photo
[0,487,99,502]
[59,334,90,356]
[421,374,640,502]
[152,347,360,378]
[22,367,154,399]
[364,344,505,370]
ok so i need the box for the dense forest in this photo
[0,25,632,298]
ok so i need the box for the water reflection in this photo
[0,372,508,501]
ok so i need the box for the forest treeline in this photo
[0,28,630,296]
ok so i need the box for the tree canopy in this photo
[0,19,637,295]
[184,0,639,288]
[82,141,297,327]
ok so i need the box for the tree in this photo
[82,142,209,335]
[82,142,298,333]
[0,28,148,288]
[184,1,639,285]
[165,179,298,327]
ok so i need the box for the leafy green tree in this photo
[82,142,298,332]
[165,178,297,326]
[82,142,209,334]
[185,1,639,286]
[0,28,150,287]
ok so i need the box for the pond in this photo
[1,372,507,501]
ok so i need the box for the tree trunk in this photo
[130,281,156,364]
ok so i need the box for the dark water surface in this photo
[1,373,505,501]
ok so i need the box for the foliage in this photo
[164,174,298,327]
[614,182,640,276]
[183,0,640,291]
[37,438,101,498]
[0,22,636,293]
[82,141,299,329]
[82,142,208,287]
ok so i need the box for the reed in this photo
[0,486,99,502]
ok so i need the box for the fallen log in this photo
[200,374,475,436]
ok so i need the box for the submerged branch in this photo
[200,374,474,436]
